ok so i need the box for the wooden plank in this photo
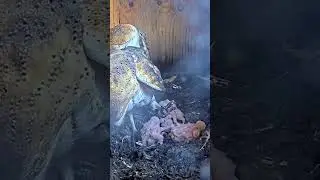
[110,0,196,66]
[110,0,120,28]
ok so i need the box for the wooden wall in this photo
[110,0,199,66]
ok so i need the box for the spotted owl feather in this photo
[0,0,109,179]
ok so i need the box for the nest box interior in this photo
[110,0,208,71]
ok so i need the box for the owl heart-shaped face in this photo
[84,23,164,92]
[110,24,140,49]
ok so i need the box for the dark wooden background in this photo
[110,0,202,66]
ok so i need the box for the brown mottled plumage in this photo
[110,24,139,48]
[0,0,109,179]
[82,0,110,67]
[86,26,165,132]
[109,48,140,128]
[83,23,150,67]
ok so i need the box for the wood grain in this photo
[110,0,120,28]
[110,0,197,66]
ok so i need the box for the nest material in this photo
[110,73,211,179]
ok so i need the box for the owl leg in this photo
[129,113,138,132]
[114,113,126,127]
[59,160,74,180]
[114,103,130,127]
[51,116,75,180]
[150,95,161,111]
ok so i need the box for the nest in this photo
[110,72,211,179]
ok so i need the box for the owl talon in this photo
[114,110,127,127]
[150,95,161,111]
[129,113,138,132]
[114,120,122,127]
[151,102,161,111]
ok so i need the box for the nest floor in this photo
[47,58,320,180]
[214,59,320,180]
[110,72,211,179]
[46,71,210,180]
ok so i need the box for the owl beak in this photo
[158,82,166,92]
[151,82,166,92]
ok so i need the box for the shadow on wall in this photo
[215,0,320,83]
[169,0,210,77]
[213,0,320,135]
